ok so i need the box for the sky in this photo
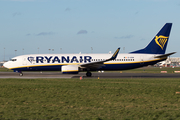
[1,0,180,61]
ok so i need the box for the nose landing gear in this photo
[86,71,92,77]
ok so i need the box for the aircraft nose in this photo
[3,62,10,69]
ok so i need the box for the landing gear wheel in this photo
[19,73,23,76]
[86,71,92,77]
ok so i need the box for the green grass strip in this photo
[0,78,180,119]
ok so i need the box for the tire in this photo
[19,73,23,76]
[86,71,92,77]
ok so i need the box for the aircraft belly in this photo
[11,65,63,71]
[99,59,165,71]
[100,63,142,70]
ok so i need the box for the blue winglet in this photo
[109,48,120,60]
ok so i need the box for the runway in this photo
[1,72,180,79]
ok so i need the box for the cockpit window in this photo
[10,59,17,61]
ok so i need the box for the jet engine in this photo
[61,65,79,74]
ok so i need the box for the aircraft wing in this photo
[154,52,176,58]
[80,48,120,69]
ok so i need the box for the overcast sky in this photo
[1,0,180,61]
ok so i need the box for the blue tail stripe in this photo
[130,23,172,54]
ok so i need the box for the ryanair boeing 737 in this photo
[3,23,175,77]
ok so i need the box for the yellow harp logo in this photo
[155,35,168,50]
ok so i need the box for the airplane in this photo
[3,23,175,77]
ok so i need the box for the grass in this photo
[0,67,13,72]
[0,78,180,119]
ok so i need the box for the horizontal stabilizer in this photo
[154,52,176,58]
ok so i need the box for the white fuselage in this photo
[3,53,165,72]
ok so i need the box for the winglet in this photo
[109,48,120,60]
[80,47,120,68]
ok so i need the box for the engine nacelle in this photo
[61,65,79,74]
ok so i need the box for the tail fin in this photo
[131,23,172,54]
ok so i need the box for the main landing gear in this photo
[14,70,23,76]
[19,73,23,76]
[86,71,92,77]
